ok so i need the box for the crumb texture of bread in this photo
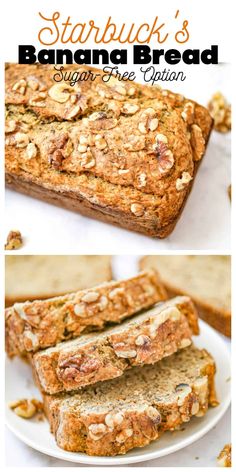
[140,256,231,337]
[5,255,112,305]
[43,345,217,456]
[5,270,167,356]
[5,64,213,238]
[32,296,198,394]
[217,444,231,467]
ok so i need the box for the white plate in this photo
[5,320,231,465]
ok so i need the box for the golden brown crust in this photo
[5,270,167,357]
[140,256,231,337]
[43,345,217,456]
[5,64,213,238]
[32,296,197,394]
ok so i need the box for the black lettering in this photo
[18,45,36,64]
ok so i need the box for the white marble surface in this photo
[5,65,231,253]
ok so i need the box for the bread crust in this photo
[5,64,213,238]
[5,270,167,357]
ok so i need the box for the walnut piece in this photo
[138,108,158,134]
[208,92,231,133]
[48,83,73,103]
[5,230,23,250]
[176,171,193,191]
[190,124,205,161]
[9,398,44,420]
[217,444,231,467]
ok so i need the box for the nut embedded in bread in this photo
[5,64,213,238]
[32,296,199,394]
[43,345,218,456]
[5,270,167,356]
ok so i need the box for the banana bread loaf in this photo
[5,64,213,238]
[43,345,217,456]
[140,256,231,337]
[5,270,167,357]
[32,296,198,394]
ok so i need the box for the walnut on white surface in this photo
[208,92,231,133]
[5,230,23,250]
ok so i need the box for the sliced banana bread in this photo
[43,345,218,456]
[140,256,231,337]
[5,270,167,357]
[32,296,199,394]
[5,255,112,306]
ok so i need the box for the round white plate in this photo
[5,320,231,465]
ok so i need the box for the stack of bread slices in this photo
[5,269,218,457]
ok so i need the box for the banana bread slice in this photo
[5,270,167,357]
[32,296,199,394]
[43,345,218,456]
[140,256,231,337]
[5,255,112,306]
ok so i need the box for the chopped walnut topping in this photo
[9,398,44,420]
[179,338,192,349]
[113,343,137,358]
[122,102,140,115]
[48,133,71,169]
[15,132,30,148]
[94,134,107,150]
[12,79,27,95]
[5,120,17,133]
[190,124,205,161]
[80,151,96,169]
[191,400,200,415]
[107,77,127,96]
[155,140,174,174]
[109,287,124,299]
[176,171,193,191]
[26,142,37,159]
[135,334,151,347]
[48,83,73,103]
[5,230,23,250]
[146,406,161,424]
[181,102,195,124]
[105,412,124,430]
[127,86,136,96]
[81,291,100,303]
[88,423,107,440]
[87,112,118,130]
[217,444,231,467]
[208,92,231,133]
[155,133,168,144]
[124,135,146,151]
[138,108,158,134]
[130,203,145,217]
[116,428,133,443]
[138,172,147,188]
[74,303,86,317]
